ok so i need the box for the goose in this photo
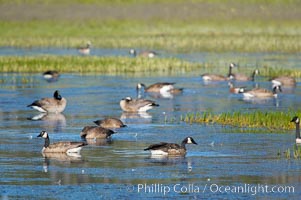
[27,90,67,113]
[229,63,259,81]
[37,131,87,154]
[270,76,296,87]
[42,70,59,81]
[78,42,91,55]
[228,82,245,94]
[242,85,282,99]
[201,63,234,82]
[120,97,159,112]
[137,82,183,95]
[93,117,126,129]
[129,49,158,58]
[80,126,115,139]
[144,137,197,156]
[290,116,301,144]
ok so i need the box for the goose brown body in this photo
[80,126,115,139]
[27,90,67,113]
[144,137,197,156]
[37,131,86,153]
[120,97,159,112]
[93,118,126,129]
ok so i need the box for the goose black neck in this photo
[251,71,256,81]
[296,122,301,139]
[181,141,187,150]
[228,65,233,77]
[44,136,50,148]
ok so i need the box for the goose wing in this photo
[47,141,86,152]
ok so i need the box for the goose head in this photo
[53,90,62,100]
[129,49,137,57]
[291,116,300,124]
[37,130,48,138]
[183,137,198,145]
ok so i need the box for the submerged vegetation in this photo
[181,111,299,132]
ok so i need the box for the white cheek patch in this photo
[296,118,300,123]
[187,137,192,144]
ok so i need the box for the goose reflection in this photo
[28,113,66,132]
[42,152,83,173]
[120,112,152,124]
[145,156,193,172]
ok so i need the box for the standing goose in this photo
[93,117,126,129]
[137,82,183,96]
[201,63,234,82]
[129,49,158,58]
[229,63,259,81]
[27,90,67,113]
[80,126,115,139]
[242,85,282,99]
[144,137,197,156]
[270,76,296,87]
[120,97,159,112]
[290,116,301,144]
[78,42,91,55]
[37,131,87,154]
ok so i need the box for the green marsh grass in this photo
[280,145,301,159]
[0,56,202,75]
[181,111,300,132]
[1,1,301,53]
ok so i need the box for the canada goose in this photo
[93,117,126,129]
[144,137,197,156]
[242,85,282,99]
[228,82,245,94]
[78,42,91,55]
[80,126,115,139]
[137,82,183,94]
[27,90,67,113]
[201,64,234,82]
[42,70,59,81]
[270,76,296,87]
[290,116,301,144]
[229,63,259,81]
[37,131,87,154]
[120,97,159,112]
[129,49,158,58]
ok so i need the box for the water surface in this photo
[0,50,301,199]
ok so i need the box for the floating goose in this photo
[93,117,126,129]
[78,41,91,55]
[129,49,158,58]
[80,126,115,139]
[201,63,234,82]
[242,85,282,99]
[27,90,67,113]
[229,63,259,81]
[120,97,159,112]
[144,137,197,156]
[137,82,183,94]
[270,76,296,87]
[42,70,60,81]
[290,116,301,144]
[37,131,86,154]
[228,82,245,94]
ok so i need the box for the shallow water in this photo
[0,49,301,199]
